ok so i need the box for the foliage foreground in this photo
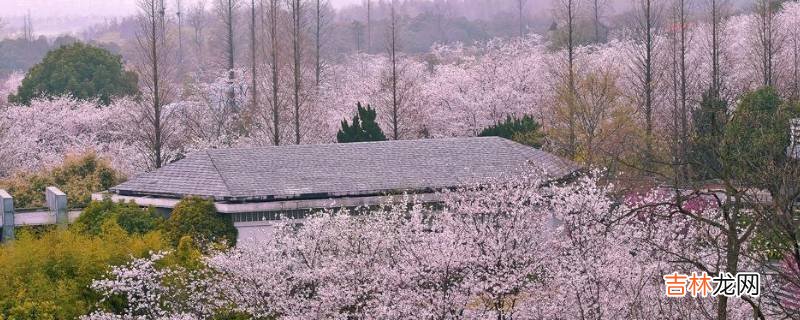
[0,222,168,319]
[0,195,237,320]
[79,173,797,319]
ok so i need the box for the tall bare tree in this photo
[22,11,34,42]
[217,0,239,75]
[591,0,607,42]
[250,0,259,120]
[175,0,184,69]
[289,0,305,144]
[134,0,178,169]
[388,0,400,140]
[630,0,660,170]
[431,1,449,44]
[668,0,690,182]
[517,0,528,37]
[188,0,209,69]
[790,5,800,101]
[352,20,365,52]
[554,0,580,159]
[313,0,330,86]
[708,0,728,97]
[259,0,282,145]
[215,0,241,116]
[366,0,372,53]
[754,0,781,87]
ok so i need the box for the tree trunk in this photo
[176,0,184,71]
[250,0,258,131]
[137,0,170,169]
[292,0,302,144]
[224,0,237,111]
[390,0,399,140]
[711,0,721,97]
[366,0,372,53]
[757,0,775,87]
[644,0,654,171]
[718,205,741,320]
[794,34,799,101]
[151,1,163,168]
[518,0,526,37]
[227,0,235,73]
[593,0,600,42]
[566,0,577,159]
[315,0,322,86]
[679,0,688,182]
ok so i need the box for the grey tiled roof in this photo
[111,137,579,201]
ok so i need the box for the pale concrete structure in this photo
[1,190,14,242]
[0,186,77,242]
[46,186,68,228]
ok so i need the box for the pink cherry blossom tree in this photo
[0,96,144,176]
[88,171,742,319]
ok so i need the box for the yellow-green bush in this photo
[0,221,168,319]
[75,199,164,236]
[0,152,124,209]
[164,197,238,249]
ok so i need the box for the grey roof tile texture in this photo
[111,137,579,201]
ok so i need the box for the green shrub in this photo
[75,199,163,236]
[0,152,124,209]
[0,221,168,319]
[160,235,205,271]
[164,197,238,249]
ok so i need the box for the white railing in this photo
[10,210,82,226]
[1,186,73,242]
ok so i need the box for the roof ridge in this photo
[110,137,579,201]
[203,137,500,153]
[205,149,235,198]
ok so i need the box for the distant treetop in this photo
[8,42,138,105]
[337,102,388,143]
[479,115,545,148]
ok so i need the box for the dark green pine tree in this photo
[719,87,799,186]
[689,88,729,180]
[690,86,800,183]
[337,102,387,143]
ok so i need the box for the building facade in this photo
[95,137,578,240]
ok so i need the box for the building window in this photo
[231,209,314,223]
[230,202,443,223]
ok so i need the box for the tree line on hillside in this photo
[0,2,798,176]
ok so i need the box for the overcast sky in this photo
[2,0,363,17]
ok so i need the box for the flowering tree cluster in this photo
[0,71,23,106]
[82,171,795,319]
[83,252,218,320]
[177,69,253,149]
[3,4,800,177]
[0,96,144,176]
